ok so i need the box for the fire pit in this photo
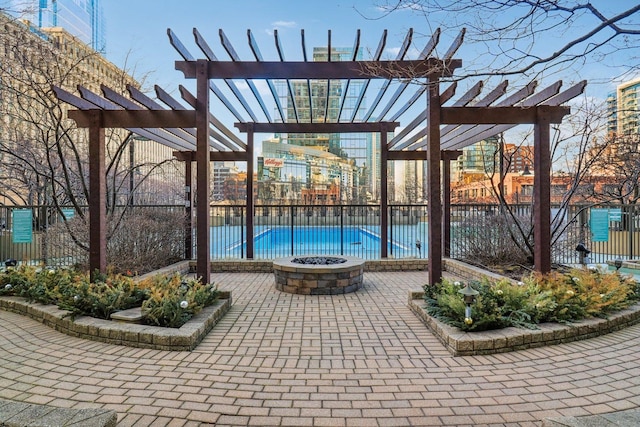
[273,256,365,295]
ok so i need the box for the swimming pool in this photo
[210,224,428,259]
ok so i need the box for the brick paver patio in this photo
[0,271,639,426]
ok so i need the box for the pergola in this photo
[53,27,586,285]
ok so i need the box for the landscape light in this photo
[458,283,479,325]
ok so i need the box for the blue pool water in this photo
[210,225,428,260]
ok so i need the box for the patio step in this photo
[110,307,143,323]
[0,398,117,427]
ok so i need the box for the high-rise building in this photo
[0,12,181,206]
[5,0,105,53]
[607,77,640,136]
[451,136,533,184]
[267,46,378,203]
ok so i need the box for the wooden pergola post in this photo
[184,159,193,260]
[380,127,389,258]
[87,111,106,281]
[427,75,443,285]
[246,125,255,259]
[195,59,211,283]
[533,106,553,274]
[441,151,461,258]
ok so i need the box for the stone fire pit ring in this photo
[273,256,365,295]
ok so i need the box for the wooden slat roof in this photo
[54,27,586,155]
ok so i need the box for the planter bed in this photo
[408,290,640,356]
[0,291,232,351]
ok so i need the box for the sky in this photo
[101,0,640,151]
[103,1,421,92]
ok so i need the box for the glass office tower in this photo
[6,0,105,53]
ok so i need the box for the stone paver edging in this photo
[0,398,117,427]
[409,291,640,356]
[0,291,232,351]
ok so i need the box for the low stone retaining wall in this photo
[136,260,191,281]
[198,258,428,273]
[0,398,116,427]
[273,256,365,295]
[409,291,640,356]
[443,258,517,283]
[206,260,274,273]
[0,292,232,351]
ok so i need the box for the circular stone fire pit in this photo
[273,256,365,295]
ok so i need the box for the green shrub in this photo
[425,268,639,332]
[57,273,149,320]
[139,274,218,328]
[0,265,218,328]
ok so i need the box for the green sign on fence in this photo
[61,208,75,220]
[12,209,33,244]
[590,208,610,242]
[609,208,622,222]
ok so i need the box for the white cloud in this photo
[266,20,297,37]
[271,20,297,29]
[384,47,400,59]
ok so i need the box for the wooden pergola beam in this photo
[387,150,462,161]
[235,122,399,133]
[176,59,462,80]
[441,105,570,124]
[68,110,195,128]
[173,151,246,162]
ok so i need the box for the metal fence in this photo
[1,203,638,268]
[210,204,428,260]
[449,203,640,266]
[0,205,186,268]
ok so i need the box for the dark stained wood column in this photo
[195,59,211,283]
[442,155,451,258]
[533,107,552,274]
[380,128,388,258]
[427,75,443,285]
[88,111,106,281]
[441,151,458,258]
[184,159,193,260]
[246,126,255,259]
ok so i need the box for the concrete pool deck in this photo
[0,270,639,426]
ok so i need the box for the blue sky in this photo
[103,1,638,94]
[103,1,420,91]
[101,0,639,148]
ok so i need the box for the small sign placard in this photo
[590,208,610,242]
[12,209,33,244]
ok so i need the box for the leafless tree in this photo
[368,1,640,83]
[452,97,613,266]
[0,13,183,270]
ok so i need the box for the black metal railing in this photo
[2,202,639,269]
[210,204,428,260]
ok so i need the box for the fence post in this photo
[240,206,245,259]
[290,205,294,256]
[629,205,635,260]
[340,205,344,256]
[389,206,394,257]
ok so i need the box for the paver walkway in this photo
[0,271,639,426]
